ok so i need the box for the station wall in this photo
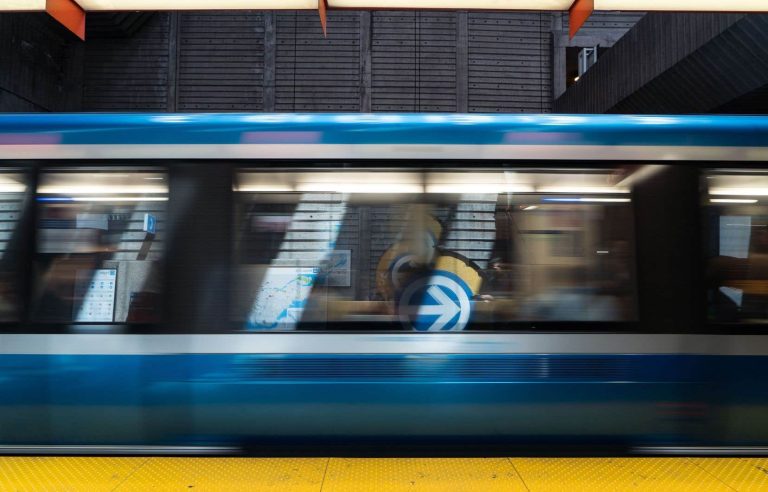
[0,10,641,114]
[0,14,83,112]
[81,11,557,113]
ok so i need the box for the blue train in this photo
[0,113,767,455]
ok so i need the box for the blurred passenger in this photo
[519,266,620,321]
[0,271,17,321]
[709,223,768,321]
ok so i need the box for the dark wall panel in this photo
[555,13,746,113]
[609,14,768,114]
[275,12,361,112]
[468,12,551,113]
[371,11,457,112]
[73,10,645,114]
[83,13,170,111]
[0,13,83,112]
[178,12,264,112]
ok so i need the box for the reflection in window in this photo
[233,169,636,331]
[33,171,166,324]
[705,170,768,323]
[0,173,29,322]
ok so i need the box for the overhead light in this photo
[710,188,768,196]
[543,197,631,203]
[72,196,168,202]
[710,199,758,204]
[10,0,764,11]
[594,0,768,11]
[522,205,538,211]
[537,186,630,194]
[426,184,534,194]
[38,185,167,194]
[73,0,317,9]
[0,0,45,10]
[296,183,424,194]
[328,0,573,7]
[236,185,295,193]
[0,183,27,193]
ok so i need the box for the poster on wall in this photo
[73,268,117,322]
[247,267,318,330]
[318,250,352,287]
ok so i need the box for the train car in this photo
[0,113,767,455]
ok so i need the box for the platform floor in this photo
[1,456,768,491]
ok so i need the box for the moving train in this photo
[0,113,767,455]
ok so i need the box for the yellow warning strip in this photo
[1,457,767,491]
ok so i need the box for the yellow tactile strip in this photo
[1,457,768,491]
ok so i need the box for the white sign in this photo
[74,268,117,322]
[143,213,157,235]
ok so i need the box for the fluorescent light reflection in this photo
[710,199,758,204]
[38,186,167,195]
[0,184,27,193]
[710,188,768,196]
[72,196,168,202]
[537,186,630,194]
[543,197,631,203]
[237,171,630,195]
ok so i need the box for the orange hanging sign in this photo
[318,0,328,37]
[569,0,593,39]
[46,0,85,41]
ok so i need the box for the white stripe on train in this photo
[1,144,768,160]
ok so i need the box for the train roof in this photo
[1,113,767,161]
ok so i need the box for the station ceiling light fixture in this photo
[594,0,767,9]
[3,0,767,42]
[72,0,317,8]
[327,0,573,8]
[2,0,46,10]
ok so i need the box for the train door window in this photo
[32,170,167,325]
[233,168,637,331]
[0,172,30,322]
[704,169,768,323]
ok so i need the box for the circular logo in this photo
[398,270,473,331]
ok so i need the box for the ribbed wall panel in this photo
[371,11,457,112]
[83,14,170,111]
[468,12,551,113]
[275,12,361,112]
[178,12,265,112]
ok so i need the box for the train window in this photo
[705,170,768,323]
[0,172,30,322]
[233,169,636,331]
[32,170,167,324]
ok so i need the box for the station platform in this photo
[1,456,768,491]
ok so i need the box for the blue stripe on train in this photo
[0,114,767,147]
[0,353,764,406]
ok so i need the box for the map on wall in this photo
[247,267,318,330]
[317,250,352,287]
